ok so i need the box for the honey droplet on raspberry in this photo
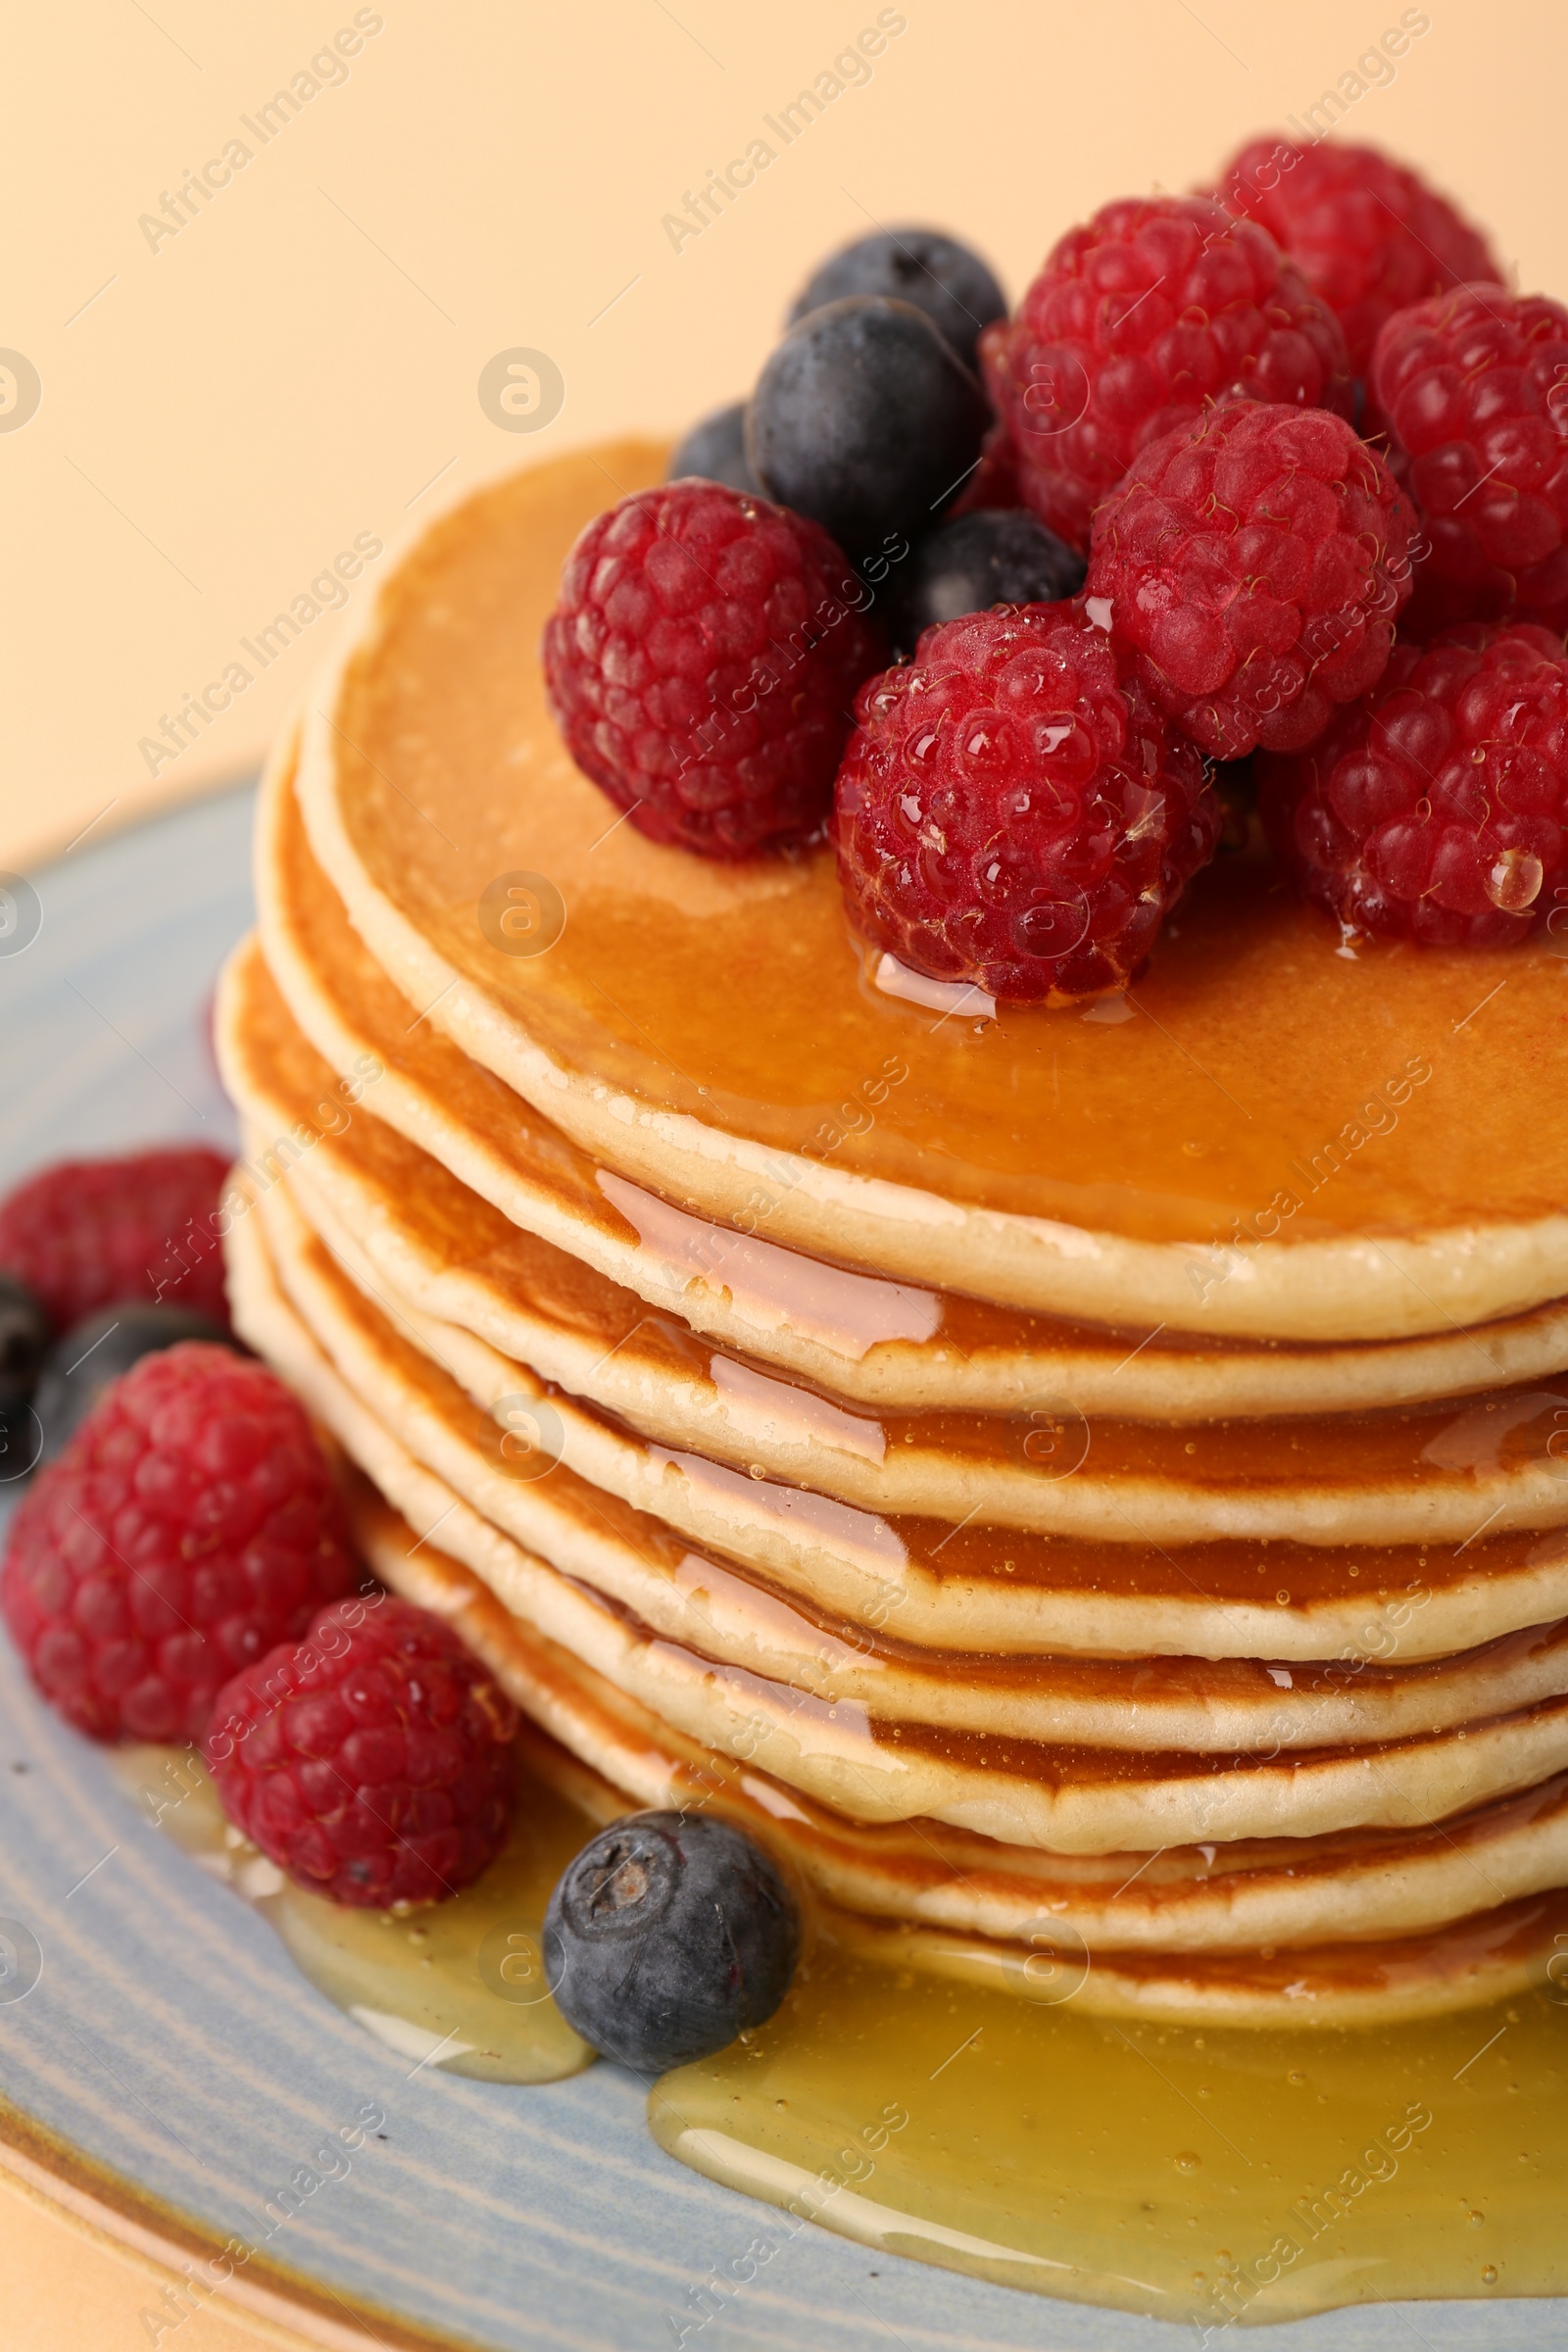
[1488,848,1544,912]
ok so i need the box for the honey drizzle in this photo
[120,1744,1568,2322]
[652,1932,1568,2327]
[111,1745,592,2083]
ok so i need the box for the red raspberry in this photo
[982,195,1352,553]
[0,1146,231,1334]
[831,603,1221,1004]
[1258,622,1568,946]
[1,1344,358,1741]
[1369,285,1568,634]
[1085,402,1413,760]
[1210,137,1503,376]
[206,1595,518,1907]
[543,479,883,858]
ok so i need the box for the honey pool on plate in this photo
[117,1741,1568,2328]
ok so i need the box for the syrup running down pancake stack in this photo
[218,442,1568,2029]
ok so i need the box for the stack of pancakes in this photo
[218,443,1568,2028]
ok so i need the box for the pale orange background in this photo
[4,0,1565,2341]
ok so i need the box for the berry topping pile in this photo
[1084,401,1413,758]
[543,478,883,858]
[544,142,1555,990]
[981,195,1352,552]
[2,1342,358,1741]
[1259,622,1568,946]
[0,1145,231,1334]
[206,1593,519,1908]
[1210,137,1502,376]
[544,1808,799,2071]
[833,603,1220,1003]
[1370,286,1568,633]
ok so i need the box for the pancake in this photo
[841,1893,1568,2029]
[258,736,1568,1421]
[219,942,1568,1550]
[291,441,1568,1342]
[230,1183,1568,1854]
[254,1161,1568,1758]
[226,1199,1568,2022]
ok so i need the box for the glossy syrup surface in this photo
[123,1742,1567,2323]
[652,1930,1568,2328]
[115,1744,593,2083]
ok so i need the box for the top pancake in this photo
[259,738,1568,1421]
[294,440,1568,1342]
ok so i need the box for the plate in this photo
[0,781,1562,2351]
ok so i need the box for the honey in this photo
[122,1741,1568,2324]
[113,1744,592,2084]
[652,1932,1568,2327]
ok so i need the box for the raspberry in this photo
[1,1344,359,1741]
[982,195,1352,552]
[1085,401,1413,759]
[1210,137,1503,377]
[0,1146,231,1334]
[1369,285,1568,633]
[206,1595,518,1907]
[543,479,883,858]
[1258,621,1568,946]
[831,603,1221,1004]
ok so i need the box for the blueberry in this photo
[789,226,1005,375]
[667,401,760,495]
[543,1809,799,2072]
[884,508,1088,657]
[33,1303,235,1462]
[0,1273,48,1412]
[747,296,990,563]
[0,1273,49,1485]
